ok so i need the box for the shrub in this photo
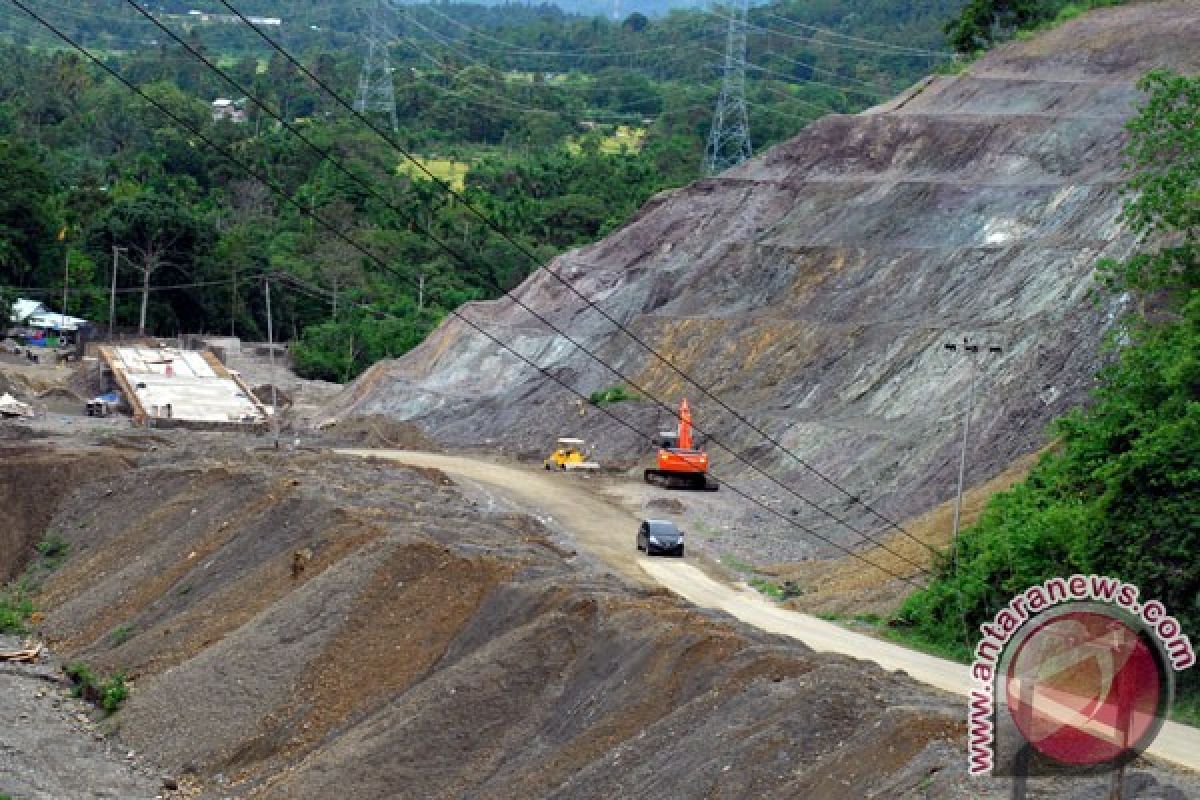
[100,673,128,713]
[109,624,135,646]
[35,533,70,568]
[588,384,638,405]
[749,578,785,600]
[65,661,97,698]
[0,590,33,634]
[65,662,130,714]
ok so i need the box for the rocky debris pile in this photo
[3,431,1199,798]
[0,635,165,800]
[313,413,443,451]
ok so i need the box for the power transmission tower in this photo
[355,0,398,131]
[705,0,752,175]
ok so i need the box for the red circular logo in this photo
[1004,609,1163,766]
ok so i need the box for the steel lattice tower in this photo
[705,0,752,175]
[355,0,399,131]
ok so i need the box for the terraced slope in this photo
[331,1,1200,559]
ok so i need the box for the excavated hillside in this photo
[0,433,964,798]
[331,1,1200,561]
[6,431,1200,799]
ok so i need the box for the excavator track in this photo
[643,469,719,491]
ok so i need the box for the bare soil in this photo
[2,433,1197,799]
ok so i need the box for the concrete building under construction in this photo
[97,346,269,431]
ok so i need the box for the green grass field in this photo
[566,125,646,156]
[396,157,471,191]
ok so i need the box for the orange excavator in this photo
[643,399,719,491]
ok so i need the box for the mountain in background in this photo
[0,0,965,51]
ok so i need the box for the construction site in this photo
[2,3,1200,799]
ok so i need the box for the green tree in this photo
[91,191,210,335]
[1101,70,1199,297]
[0,137,57,288]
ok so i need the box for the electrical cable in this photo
[134,0,940,573]
[215,0,942,560]
[6,0,930,586]
[394,39,688,120]
[754,10,956,57]
[393,14,699,110]
[711,9,955,59]
[398,1,723,59]
[757,48,892,95]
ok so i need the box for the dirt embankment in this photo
[4,435,1198,798]
[0,440,132,583]
[327,1,1200,566]
[10,437,982,799]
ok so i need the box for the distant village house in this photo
[7,298,90,345]
[184,10,282,26]
[212,97,248,124]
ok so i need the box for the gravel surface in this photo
[0,635,165,800]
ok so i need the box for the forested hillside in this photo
[896,68,1199,713]
[0,0,962,380]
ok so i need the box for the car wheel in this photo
[544,463,551,470]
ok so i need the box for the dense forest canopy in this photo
[943,0,1128,53]
[0,0,964,380]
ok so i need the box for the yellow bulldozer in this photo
[543,438,600,471]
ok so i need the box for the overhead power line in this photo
[394,37,669,117]
[756,10,956,57]
[126,0,934,575]
[0,272,273,297]
[209,0,943,563]
[5,0,929,586]
[757,48,892,95]
[397,1,723,59]
[710,8,956,59]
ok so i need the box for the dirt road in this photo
[339,449,1200,774]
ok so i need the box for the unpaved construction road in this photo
[340,449,1200,775]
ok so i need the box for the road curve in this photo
[338,448,1200,773]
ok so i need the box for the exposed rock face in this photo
[333,3,1200,557]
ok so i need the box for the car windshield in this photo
[647,522,681,537]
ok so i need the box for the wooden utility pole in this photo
[264,278,279,448]
[60,248,70,338]
[110,246,125,340]
[264,277,280,448]
[231,260,238,337]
